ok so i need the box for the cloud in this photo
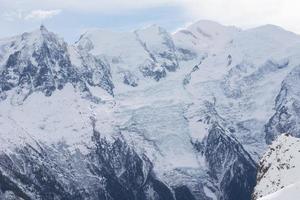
[0,0,182,14]
[24,9,61,20]
[179,0,300,33]
[2,9,61,21]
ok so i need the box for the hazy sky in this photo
[1,0,300,42]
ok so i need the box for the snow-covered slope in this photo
[257,182,300,200]
[253,134,300,199]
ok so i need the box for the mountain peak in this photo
[140,24,161,30]
[174,19,239,40]
[39,24,51,35]
[20,25,56,44]
[187,20,238,31]
[135,24,166,35]
[191,20,224,27]
[40,24,47,31]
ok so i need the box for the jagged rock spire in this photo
[40,24,48,33]
[40,24,45,29]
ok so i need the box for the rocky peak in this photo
[0,27,114,103]
[40,24,47,31]
[253,134,300,199]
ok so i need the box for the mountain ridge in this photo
[1,20,300,200]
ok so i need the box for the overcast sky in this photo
[1,0,300,42]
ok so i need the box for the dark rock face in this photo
[0,26,114,103]
[176,48,198,61]
[156,27,179,73]
[122,71,139,87]
[183,56,206,86]
[0,131,178,200]
[1,38,72,98]
[139,60,167,82]
[204,124,257,200]
[174,186,196,200]
[265,65,300,144]
[135,27,178,81]
[189,101,257,200]
[78,52,114,96]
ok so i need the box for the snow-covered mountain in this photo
[0,25,114,103]
[76,25,178,86]
[253,134,300,200]
[1,20,300,200]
